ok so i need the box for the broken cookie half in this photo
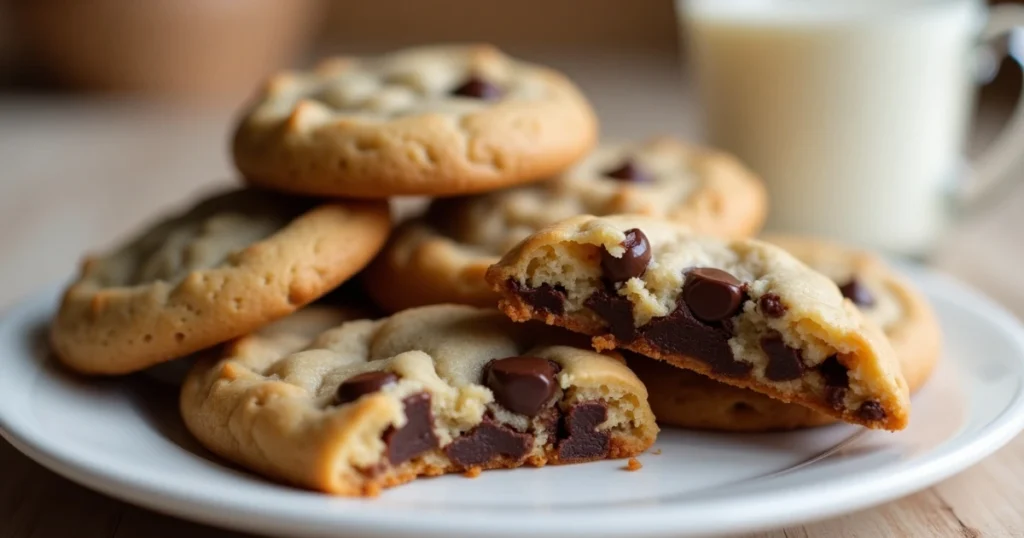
[180,304,657,496]
[485,215,910,430]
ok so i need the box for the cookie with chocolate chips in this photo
[50,188,391,375]
[486,214,912,431]
[364,137,767,313]
[631,236,940,431]
[233,44,597,198]
[180,304,657,497]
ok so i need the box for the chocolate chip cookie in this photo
[486,215,911,430]
[233,44,597,198]
[51,188,391,375]
[180,305,658,496]
[364,138,767,312]
[630,236,940,431]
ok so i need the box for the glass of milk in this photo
[680,0,1024,256]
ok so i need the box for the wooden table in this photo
[3,55,1024,536]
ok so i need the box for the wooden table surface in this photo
[3,55,1024,536]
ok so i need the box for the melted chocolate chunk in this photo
[509,280,567,315]
[451,76,503,100]
[445,419,534,467]
[825,386,848,410]
[761,333,805,381]
[758,293,787,318]
[603,159,653,183]
[642,296,753,377]
[818,355,850,388]
[485,356,560,417]
[819,356,851,410]
[584,288,637,341]
[557,401,611,461]
[384,392,439,465]
[839,278,875,307]
[600,228,652,283]
[683,268,746,323]
[335,371,398,405]
[856,401,886,421]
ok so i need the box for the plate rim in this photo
[2,269,1024,538]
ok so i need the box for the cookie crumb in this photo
[652,449,662,455]
[625,457,643,472]
[463,466,483,478]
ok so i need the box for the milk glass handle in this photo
[966,5,1024,204]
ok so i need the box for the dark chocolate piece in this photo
[603,159,653,183]
[584,288,637,341]
[642,296,752,377]
[819,355,850,410]
[600,228,652,283]
[758,293,787,318]
[761,333,805,381]
[683,268,746,323]
[557,401,611,461]
[335,371,398,405]
[444,419,533,467]
[384,392,439,465]
[509,280,567,315]
[451,76,503,100]
[485,356,560,417]
[825,386,848,410]
[818,355,850,388]
[856,401,886,422]
[839,278,875,308]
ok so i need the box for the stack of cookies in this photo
[49,45,939,497]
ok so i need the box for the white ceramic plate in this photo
[2,267,1024,538]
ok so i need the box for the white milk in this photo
[682,0,985,255]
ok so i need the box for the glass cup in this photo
[679,0,1024,256]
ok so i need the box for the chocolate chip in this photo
[839,278,875,307]
[642,296,752,377]
[818,355,849,388]
[761,333,804,381]
[584,288,637,342]
[603,159,653,183]
[451,76,503,100]
[758,293,787,318]
[485,356,560,417]
[335,371,398,405]
[509,280,567,315]
[600,228,652,283]
[825,386,848,410]
[383,392,439,465]
[444,419,533,467]
[683,268,745,323]
[557,401,611,462]
[819,356,850,411]
[857,401,886,421]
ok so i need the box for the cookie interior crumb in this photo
[625,457,643,471]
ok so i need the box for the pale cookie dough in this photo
[233,44,598,198]
[51,188,391,375]
[486,215,911,430]
[364,138,767,312]
[180,305,658,496]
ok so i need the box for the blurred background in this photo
[2,1,1019,116]
[0,0,1022,308]
[0,1,696,133]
